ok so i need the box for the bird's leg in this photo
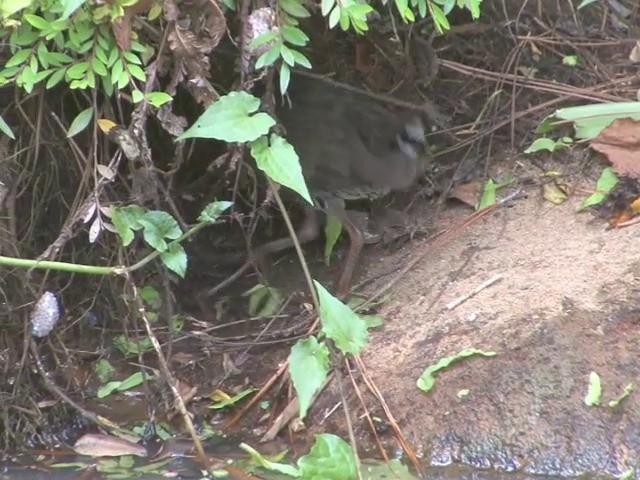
[256,206,320,258]
[334,216,365,300]
[197,206,321,308]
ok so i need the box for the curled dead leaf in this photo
[591,118,640,178]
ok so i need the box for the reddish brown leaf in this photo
[448,181,483,208]
[591,118,640,178]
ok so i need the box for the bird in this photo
[260,75,428,298]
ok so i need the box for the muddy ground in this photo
[301,154,640,479]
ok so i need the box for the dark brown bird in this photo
[261,76,428,297]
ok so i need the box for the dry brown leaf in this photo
[161,0,224,105]
[448,181,482,208]
[355,39,375,74]
[591,118,640,178]
[73,433,147,458]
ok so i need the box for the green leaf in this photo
[110,205,145,246]
[289,337,330,419]
[94,359,115,383]
[6,49,31,68]
[248,31,278,50]
[117,70,130,89]
[280,0,311,17]
[123,51,142,65]
[279,62,291,93]
[282,26,309,46]
[208,387,257,410]
[66,61,88,79]
[328,6,340,28]
[92,57,108,76]
[584,371,602,407]
[255,44,281,69]
[67,107,94,138]
[429,3,450,32]
[111,58,124,84]
[416,348,497,393]
[127,64,146,82]
[608,383,633,408]
[1,0,33,17]
[117,371,148,391]
[240,443,300,477]
[160,243,187,278]
[321,0,335,16]
[250,134,312,204]
[0,115,16,139]
[578,167,618,211]
[145,91,172,107]
[61,0,88,19]
[198,201,233,224]
[138,210,183,252]
[291,50,312,68]
[131,89,144,103]
[279,44,295,66]
[324,215,342,265]
[24,14,50,30]
[314,280,368,355]
[297,434,357,480]
[179,91,276,142]
[577,0,599,8]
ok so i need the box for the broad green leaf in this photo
[584,371,602,406]
[109,204,146,246]
[117,371,148,391]
[178,91,275,142]
[578,167,618,211]
[67,107,93,138]
[111,58,124,84]
[92,57,108,76]
[321,0,335,16]
[250,134,312,204]
[131,89,144,103]
[291,50,312,68]
[160,243,187,278]
[24,14,50,30]
[1,0,33,17]
[328,6,340,28]
[314,280,368,355]
[249,30,278,50]
[416,348,497,393]
[324,215,342,265]
[61,0,88,19]
[255,44,281,69]
[66,61,88,79]
[280,44,295,66]
[138,210,183,252]
[6,49,31,68]
[123,51,142,65]
[145,91,172,107]
[554,102,640,140]
[289,337,330,419]
[0,115,16,139]
[282,26,309,46]
[128,64,146,82]
[279,0,311,17]
[297,434,357,480]
[198,200,233,224]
